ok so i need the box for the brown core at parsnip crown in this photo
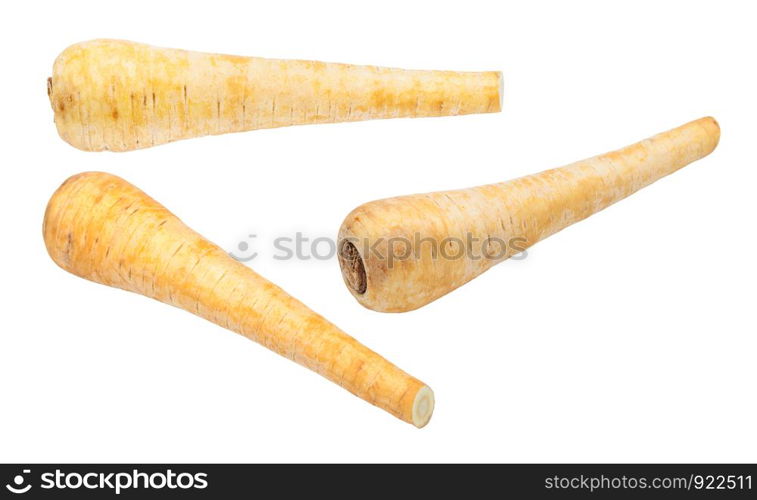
[339,240,367,294]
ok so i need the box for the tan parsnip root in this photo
[43,172,434,427]
[338,117,720,312]
[48,39,502,152]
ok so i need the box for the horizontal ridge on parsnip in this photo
[43,172,434,427]
[48,39,502,151]
[337,117,720,312]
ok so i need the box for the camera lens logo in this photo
[6,470,32,494]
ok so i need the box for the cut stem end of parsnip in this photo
[412,386,435,428]
[339,240,367,295]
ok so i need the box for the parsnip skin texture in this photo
[338,117,720,313]
[43,172,433,427]
[48,39,502,152]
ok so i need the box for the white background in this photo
[1,0,755,462]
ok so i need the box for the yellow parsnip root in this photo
[338,117,720,312]
[43,172,434,427]
[48,39,502,152]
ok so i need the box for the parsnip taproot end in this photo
[338,117,720,312]
[48,39,502,152]
[43,172,433,427]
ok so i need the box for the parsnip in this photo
[338,117,720,312]
[48,39,502,151]
[43,172,434,427]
